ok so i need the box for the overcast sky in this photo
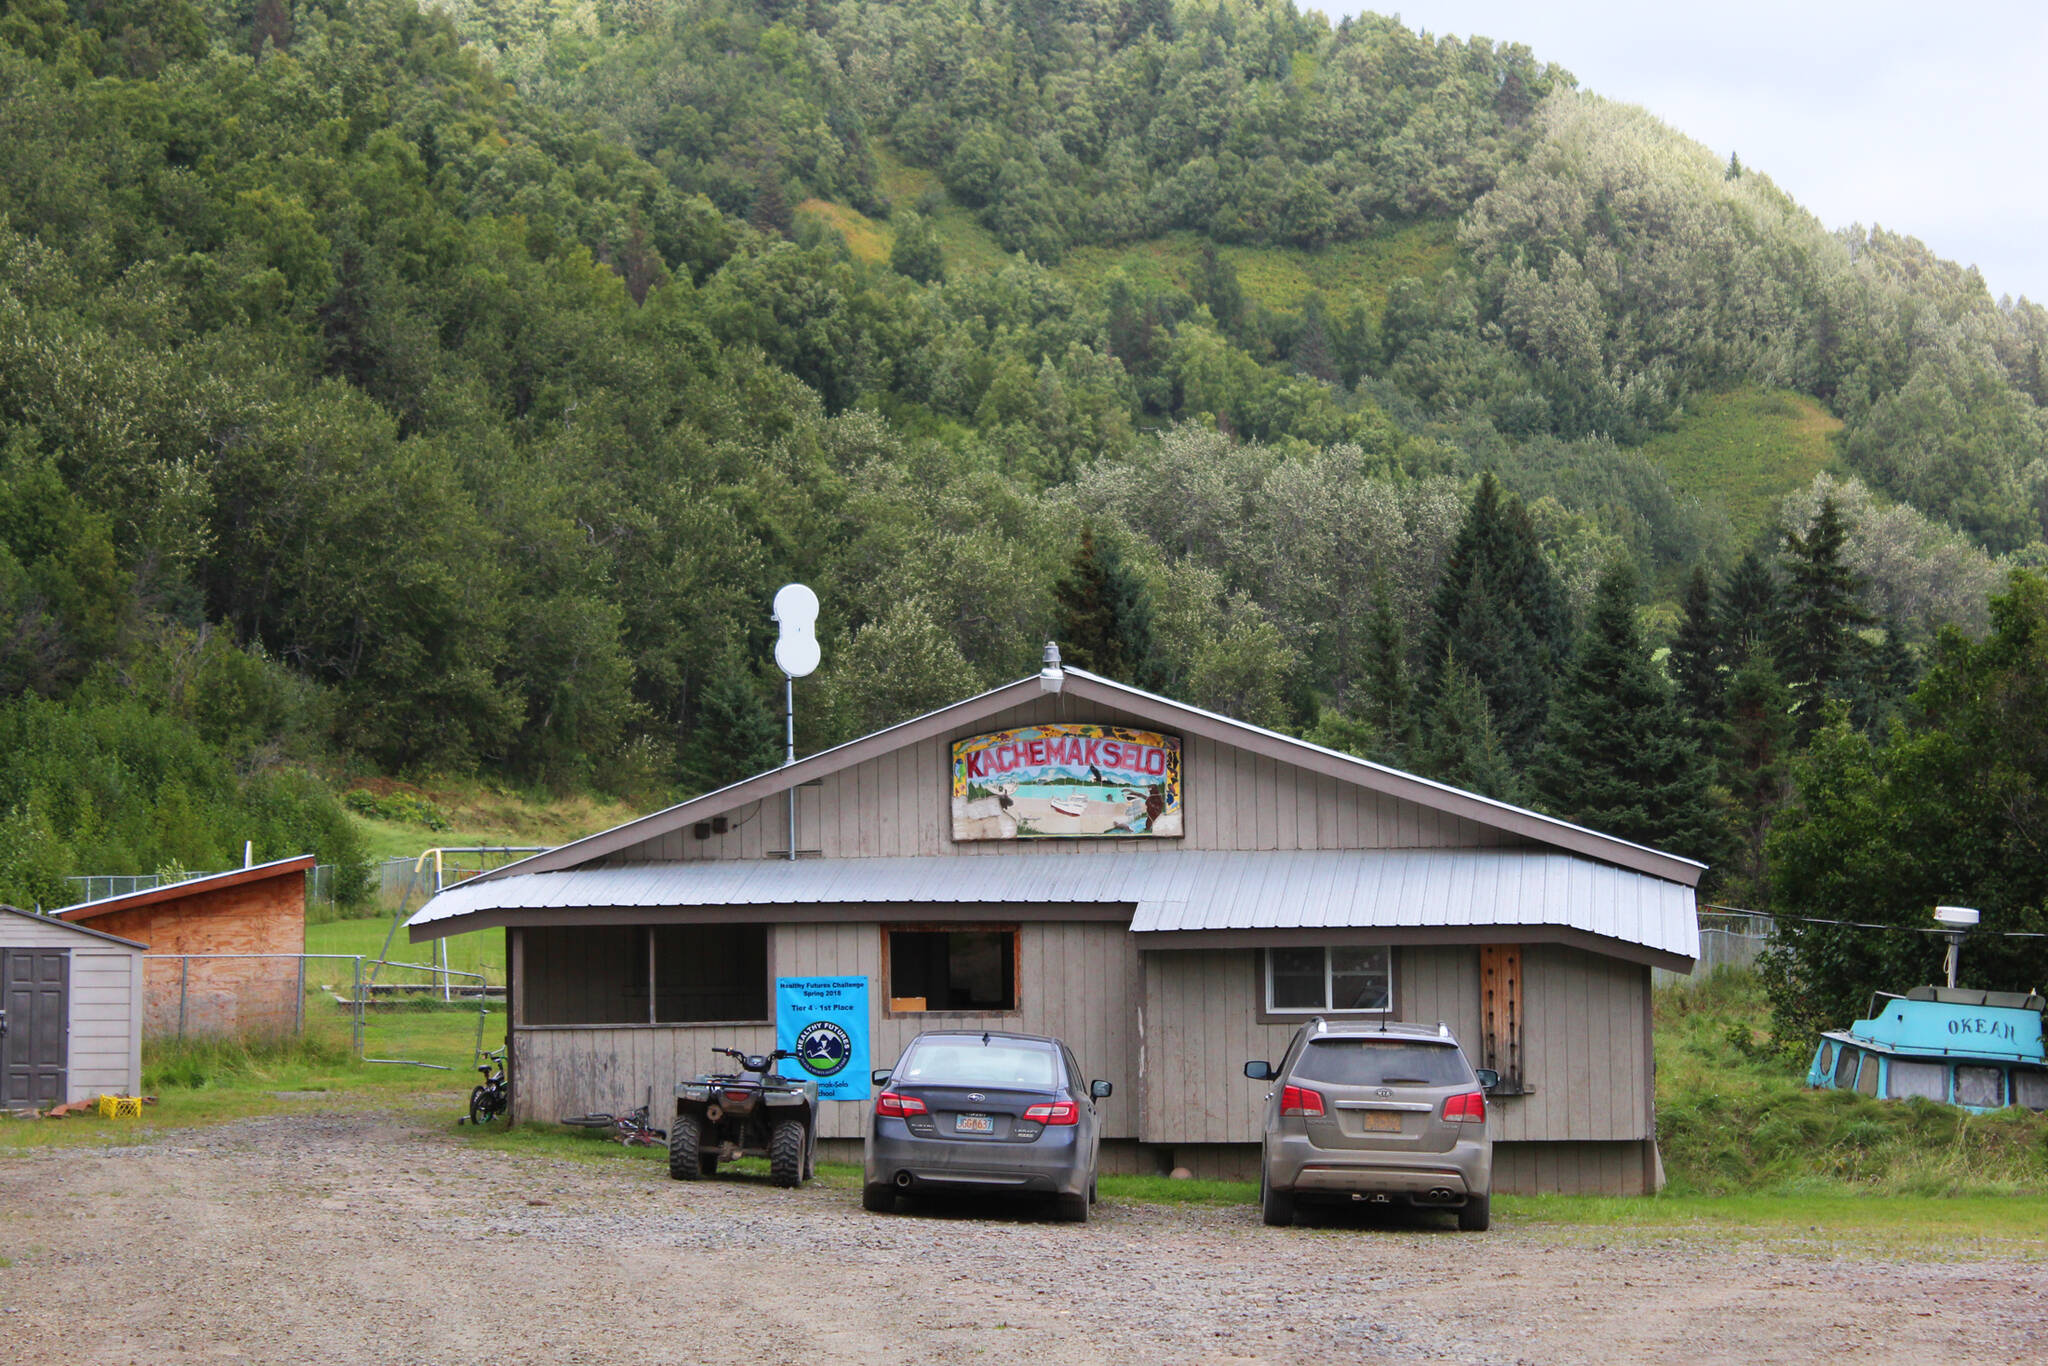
[1329,3,2048,304]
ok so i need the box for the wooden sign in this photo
[950,724,1183,840]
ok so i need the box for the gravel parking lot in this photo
[3,1108,2043,1364]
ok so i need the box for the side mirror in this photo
[1089,1079,1113,1099]
[1475,1068,1499,1093]
[871,1069,892,1086]
[1243,1061,1274,1081]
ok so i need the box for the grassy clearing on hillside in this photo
[796,199,890,265]
[1060,224,1457,312]
[863,145,1456,313]
[340,775,639,866]
[1640,387,1843,550]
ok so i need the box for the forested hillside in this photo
[3,0,2047,1022]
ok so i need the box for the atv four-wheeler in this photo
[670,1047,818,1187]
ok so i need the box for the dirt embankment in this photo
[3,1110,2043,1365]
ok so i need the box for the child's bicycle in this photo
[463,1047,508,1126]
[559,1103,668,1147]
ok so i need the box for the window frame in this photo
[882,924,1021,1017]
[1261,945,1395,1018]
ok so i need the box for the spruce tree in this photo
[1778,495,1871,740]
[1421,472,1573,757]
[1358,575,1417,765]
[1529,561,1725,861]
[1415,654,1521,803]
[1668,564,1724,730]
[681,653,782,794]
[1718,649,1794,911]
[1719,549,1779,663]
[1053,526,1157,686]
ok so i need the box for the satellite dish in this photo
[772,582,821,678]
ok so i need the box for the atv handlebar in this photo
[712,1047,796,1075]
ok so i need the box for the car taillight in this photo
[875,1092,927,1118]
[1443,1091,1486,1124]
[1021,1100,1079,1126]
[1279,1085,1325,1117]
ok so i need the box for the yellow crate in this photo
[97,1095,144,1119]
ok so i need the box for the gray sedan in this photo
[862,1030,1111,1223]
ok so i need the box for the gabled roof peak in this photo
[464,669,1704,889]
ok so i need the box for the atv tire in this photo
[769,1118,807,1188]
[668,1113,705,1181]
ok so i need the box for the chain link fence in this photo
[1655,911,1774,986]
[143,952,494,1062]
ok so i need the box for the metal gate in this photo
[1,947,69,1108]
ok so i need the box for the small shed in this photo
[54,856,314,1040]
[2,904,146,1108]
[408,665,1702,1194]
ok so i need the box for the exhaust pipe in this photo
[894,1171,914,1189]
[1427,1188,1455,1203]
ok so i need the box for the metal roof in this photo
[408,849,1698,961]
[52,855,316,921]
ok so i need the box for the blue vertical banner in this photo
[775,976,871,1101]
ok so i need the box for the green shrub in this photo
[342,789,449,831]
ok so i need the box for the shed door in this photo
[1,947,69,1108]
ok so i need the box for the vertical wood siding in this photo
[1138,943,1649,1146]
[599,695,1518,864]
[1495,946,1652,1143]
[514,920,1141,1140]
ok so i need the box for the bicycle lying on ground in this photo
[464,1047,507,1126]
[560,1103,668,1147]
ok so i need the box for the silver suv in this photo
[1245,1019,1497,1231]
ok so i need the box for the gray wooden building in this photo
[2,905,147,1109]
[410,663,1701,1194]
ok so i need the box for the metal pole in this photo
[296,955,305,1036]
[785,672,797,861]
[352,956,362,1058]
[178,957,189,1041]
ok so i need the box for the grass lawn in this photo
[305,914,506,987]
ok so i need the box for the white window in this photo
[1266,946,1392,1014]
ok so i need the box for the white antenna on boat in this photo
[1933,906,1979,988]
[773,584,821,861]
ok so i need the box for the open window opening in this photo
[887,927,1017,1013]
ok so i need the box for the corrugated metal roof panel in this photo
[409,849,1698,959]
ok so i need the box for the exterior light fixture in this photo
[1039,639,1064,693]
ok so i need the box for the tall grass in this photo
[1653,968,2048,1196]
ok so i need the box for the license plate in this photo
[1360,1111,1403,1133]
[956,1113,994,1134]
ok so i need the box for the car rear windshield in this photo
[898,1041,1060,1089]
[1292,1038,1473,1088]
